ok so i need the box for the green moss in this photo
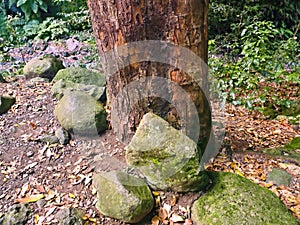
[192,172,299,225]
[53,67,105,87]
[259,147,300,164]
[93,171,154,223]
[285,136,300,150]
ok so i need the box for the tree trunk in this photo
[87,0,211,149]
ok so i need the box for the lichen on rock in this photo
[54,90,107,136]
[23,54,64,80]
[192,172,299,225]
[93,170,154,223]
[125,112,210,192]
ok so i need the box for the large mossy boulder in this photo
[192,172,299,225]
[93,170,154,223]
[54,90,106,136]
[0,96,16,114]
[52,67,106,101]
[53,67,105,86]
[23,54,64,80]
[52,79,105,101]
[125,112,209,192]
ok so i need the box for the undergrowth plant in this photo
[209,19,300,117]
[8,0,48,21]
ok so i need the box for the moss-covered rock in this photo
[23,54,64,80]
[125,112,210,192]
[192,172,299,225]
[285,136,300,150]
[266,167,293,187]
[93,170,154,223]
[281,101,300,117]
[52,79,105,101]
[53,67,105,87]
[0,96,16,114]
[54,90,107,136]
[55,208,85,225]
[0,204,31,225]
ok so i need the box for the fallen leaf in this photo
[151,216,160,225]
[158,207,168,220]
[171,213,184,222]
[16,194,44,203]
[69,192,76,198]
[170,195,177,206]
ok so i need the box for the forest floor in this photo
[0,39,299,224]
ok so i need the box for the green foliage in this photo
[24,17,69,41]
[209,0,300,48]
[8,0,48,21]
[209,1,300,117]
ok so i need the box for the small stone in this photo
[266,168,293,187]
[0,96,16,114]
[36,199,46,208]
[26,151,34,157]
[55,127,70,145]
[55,207,84,225]
[38,135,59,144]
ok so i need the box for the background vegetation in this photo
[0,0,299,119]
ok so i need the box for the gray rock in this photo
[125,112,209,192]
[55,208,84,225]
[54,90,107,136]
[266,168,293,187]
[192,172,299,225]
[38,135,59,144]
[0,96,16,114]
[0,204,31,225]
[93,170,154,223]
[29,77,50,83]
[52,79,105,101]
[53,67,105,87]
[23,54,64,80]
[55,127,70,145]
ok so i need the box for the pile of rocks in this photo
[1,54,298,225]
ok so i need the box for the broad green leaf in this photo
[31,1,38,14]
[16,0,27,7]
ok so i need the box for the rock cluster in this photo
[52,66,107,137]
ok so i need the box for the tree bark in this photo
[87,0,211,149]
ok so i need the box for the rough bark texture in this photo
[87,0,211,148]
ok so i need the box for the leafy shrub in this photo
[7,0,48,21]
[209,18,299,116]
[209,0,300,49]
